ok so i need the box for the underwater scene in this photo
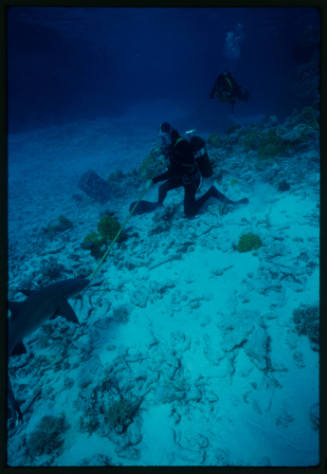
[7,6,320,467]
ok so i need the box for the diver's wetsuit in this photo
[132,134,247,218]
[152,137,228,217]
[210,73,248,106]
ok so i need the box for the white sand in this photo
[7,115,319,466]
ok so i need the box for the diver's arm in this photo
[152,170,170,184]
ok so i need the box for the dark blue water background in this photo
[8,7,320,133]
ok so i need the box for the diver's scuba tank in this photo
[188,135,213,178]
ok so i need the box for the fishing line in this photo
[89,184,150,281]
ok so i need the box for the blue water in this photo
[7,6,320,467]
[8,7,319,132]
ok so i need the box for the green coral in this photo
[97,213,123,242]
[138,146,166,180]
[257,128,286,160]
[239,127,287,159]
[27,414,69,457]
[81,213,125,260]
[240,129,261,151]
[81,231,106,259]
[290,106,319,129]
[237,233,262,252]
[207,132,221,148]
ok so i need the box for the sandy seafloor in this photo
[7,107,319,466]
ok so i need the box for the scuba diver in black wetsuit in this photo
[130,122,249,218]
[210,72,249,111]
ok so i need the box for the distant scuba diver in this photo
[130,122,248,218]
[210,71,249,111]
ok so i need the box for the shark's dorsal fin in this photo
[56,299,79,324]
[12,341,27,356]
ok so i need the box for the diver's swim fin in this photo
[209,186,249,206]
[130,200,159,215]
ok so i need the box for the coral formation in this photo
[40,257,66,281]
[81,212,125,259]
[43,215,73,237]
[278,180,290,192]
[289,106,319,129]
[310,403,319,431]
[225,123,241,135]
[237,233,262,252]
[27,414,69,457]
[97,213,123,242]
[138,146,166,180]
[78,169,111,203]
[81,231,106,260]
[239,129,260,152]
[104,396,143,434]
[257,128,285,160]
[207,133,221,148]
[112,304,129,324]
[293,304,319,351]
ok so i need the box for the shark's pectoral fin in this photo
[57,300,79,324]
[12,341,27,356]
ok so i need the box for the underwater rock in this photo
[80,454,112,466]
[244,326,272,372]
[78,356,102,389]
[132,289,148,308]
[27,414,69,457]
[275,411,294,428]
[42,215,73,238]
[126,421,143,446]
[310,402,319,431]
[214,448,231,465]
[94,315,112,330]
[105,395,144,434]
[112,304,130,324]
[39,257,66,282]
[173,429,208,464]
[278,180,290,192]
[78,169,112,203]
[293,304,319,351]
[261,165,280,184]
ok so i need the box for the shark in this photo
[7,278,90,423]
